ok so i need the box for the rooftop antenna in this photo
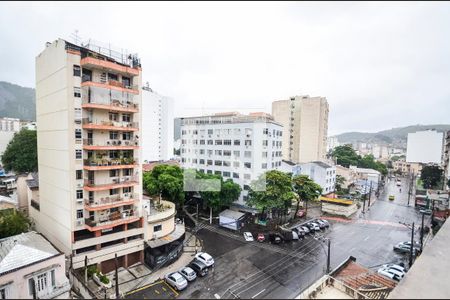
[70,30,81,45]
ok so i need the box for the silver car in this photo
[165,272,188,291]
[179,267,197,282]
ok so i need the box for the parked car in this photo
[377,266,405,281]
[189,260,209,277]
[291,230,299,240]
[419,208,432,215]
[309,222,321,231]
[301,226,311,234]
[318,219,330,228]
[393,242,419,254]
[179,267,197,282]
[382,264,406,274]
[257,233,265,243]
[165,272,188,291]
[243,232,254,242]
[268,233,283,244]
[377,268,397,281]
[306,223,316,233]
[314,220,327,229]
[195,252,214,267]
[294,227,306,238]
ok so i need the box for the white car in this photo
[377,267,404,281]
[165,272,188,291]
[382,264,406,274]
[179,266,197,282]
[377,268,396,280]
[243,232,254,242]
[195,252,215,267]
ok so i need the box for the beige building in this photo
[392,159,422,175]
[34,39,144,272]
[272,95,329,163]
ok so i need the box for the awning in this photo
[146,224,185,248]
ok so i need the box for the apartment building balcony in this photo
[82,118,139,131]
[147,200,176,223]
[83,157,137,171]
[83,138,139,150]
[81,56,140,76]
[84,210,140,232]
[83,176,139,191]
[81,76,139,95]
[85,193,139,211]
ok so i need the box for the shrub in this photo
[87,265,98,278]
[99,273,110,284]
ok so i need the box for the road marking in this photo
[251,289,266,299]
[125,280,165,296]
[364,236,370,241]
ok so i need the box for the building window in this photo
[223,161,230,167]
[51,270,55,287]
[207,160,213,166]
[224,140,232,145]
[0,286,9,299]
[215,150,222,156]
[200,149,205,155]
[200,159,205,164]
[208,129,213,135]
[76,209,83,219]
[207,170,212,174]
[233,150,240,157]
[223,150,231,156]
[109,170,119,177]
[233,161,240,168]
[122,114,131,122]
[76,190,83,199]
[76,170,82,180]
[245,140,252,146]
[75,150,82,159]
[109,112,119,121]
[215,140,222,145]
[244,151,252,158]
[262,140,268,146]
[244,162,251,168]
[75,129,82,139]
[154,224,162,232]
[233,172,239,179]
[74,87,81,98]
[123,168,132,176]
[234,140,240,146]
[73,65,81,76]
[214,160,223,166]
[262,152,267,158]
[123,187,131,193]
[223,171,230,177]
[263,128,269,134]
[200,140,205,145]
[244,174,251,180]
[110,188,119,195]
[262,163,267,169]
[207,140,213,145]
[243,184,250,191]
[214,171,221,175]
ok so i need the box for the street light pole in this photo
[326,238,331,274]
[420,213,425,252]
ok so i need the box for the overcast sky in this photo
[1,1,449,135]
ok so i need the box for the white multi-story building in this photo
[141,84,174,162]
[327,136,340,153]
[35,39,145,272]
[180,112,283,206]
[0,117,20,157]
[406,130,444,164]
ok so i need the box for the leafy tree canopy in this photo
[196,172,241,212]
[0,209,30,239]
[332,145,388,175]
[421,165,443,189]
[2,129,37,173]
[143,164,184,205]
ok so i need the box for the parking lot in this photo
[125,281,178,299]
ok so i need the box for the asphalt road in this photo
[176,176,428,299]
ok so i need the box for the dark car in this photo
[294,227,306,238]
[280,230,294,242]
[189,260,209,277]
[268,233,283,244]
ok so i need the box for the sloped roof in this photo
[26,172,39,189]
[311,161,333,169]
[0,231,60,275]
[219,209,246,220]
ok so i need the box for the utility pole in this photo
[409,222,415,268]
[368,181,373,208]
[420,213,425,252]
[115,253,119,299]
[84,255,88,283]
[326,239,331,274]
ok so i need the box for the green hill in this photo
[335,125,450,147]
[0,81,36,121]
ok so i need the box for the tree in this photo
[335,175,347,194]
[332,145,360,167]
[197,172,241,223]
[142,164,184,206]
[0,209,30,239]
[292,175,322,218]
[247,170,295,224]
[2,129,37,173]
[421,165,443,189]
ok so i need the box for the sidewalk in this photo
[103,231,202,298]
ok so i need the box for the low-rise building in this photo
[0,231,70,299]
[0,195,17,211]
[392,159,422,176]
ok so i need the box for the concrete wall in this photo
[406,130,443,164]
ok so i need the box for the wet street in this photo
[176,177,429,299]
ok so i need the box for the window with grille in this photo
[73,65,81,76]
[74,87,81,98]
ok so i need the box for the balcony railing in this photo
[85,209,140,229]
[83,138,139,147]
[82,118,139,130]
[82,75,139,92]
[84,157,136,167]
[85,193,138,209]
[84,176,139,187]
[147,200,176,223]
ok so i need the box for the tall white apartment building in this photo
[272,95,329,163]
[35,39,145,272]
[406,130,444,164]
[0,117,20,157]
[180,112,283,206]
[142,84,174,162]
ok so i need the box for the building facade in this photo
[0,117,21,157]
[141,84,174,162]
[0,231,70,299]
[297,161,336,195]
[272,95,329,163]
[443,131,450,187]
[35,39,144,272]
[180,112,283,205]
[392,159,422,176]
[406,130,444,164]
